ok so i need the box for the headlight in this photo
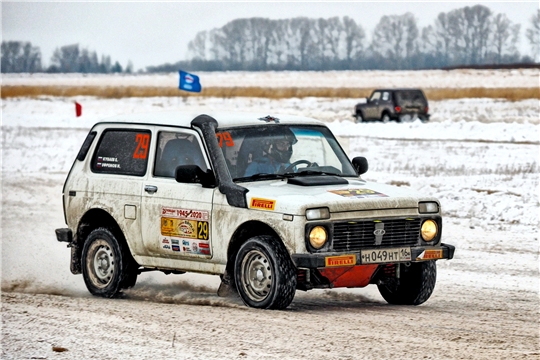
[421,220,438,242]
[306,207,330,220]
[419,201,439,214]
[309,226,327,249]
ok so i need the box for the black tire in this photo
[355,112,364,123]
[234,235,297,309]
[377,261,437,305]
[81,227,138,297]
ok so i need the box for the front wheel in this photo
[355,113,364,123]
[81,228,137,298]
[377,261,437,305]
[234,235,297,309]
[381,113,391,123]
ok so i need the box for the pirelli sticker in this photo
[416,249,443,261]
[325,254,356,267]
[250,197,276,211]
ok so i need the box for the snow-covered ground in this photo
[3,68,539,88]
[1,73,539,359]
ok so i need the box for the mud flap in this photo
[217,270,238,298]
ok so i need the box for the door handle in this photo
[144,185,158,194]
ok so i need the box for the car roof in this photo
[372,88,425,92]
[94,110,324,129]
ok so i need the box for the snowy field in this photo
[1,71,539,359]
[3,68,539,89]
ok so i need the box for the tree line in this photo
[2,5,539,73]
[1,42,132,74]
[152,5,539,72]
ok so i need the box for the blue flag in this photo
[179,70,202,93]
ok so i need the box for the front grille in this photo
[332,218,421,252]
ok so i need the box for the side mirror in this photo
[365,97,370,103]
[352,157,368,175]
[175,165,216,188]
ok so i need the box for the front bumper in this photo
[292,243,455,269]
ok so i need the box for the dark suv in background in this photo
[354,89,430,123]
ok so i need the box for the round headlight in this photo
[309,226,327,249]
[421,220,438,242]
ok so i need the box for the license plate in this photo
[360,247,411,264]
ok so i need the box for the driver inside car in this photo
[244,130,297,176]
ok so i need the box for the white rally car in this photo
[56,111,454,309]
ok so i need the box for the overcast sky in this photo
[2,1,538,71]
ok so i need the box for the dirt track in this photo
[2,96,538,359]
[2,256,538,360]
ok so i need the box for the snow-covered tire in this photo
[81,228,137,297]
[355,113,364,123]
[234,235,297,310]
[377,261,437,305]
[381,113,391,123]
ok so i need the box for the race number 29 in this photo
[197,221,209,240]
[133,133,150,159]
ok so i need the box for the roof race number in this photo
[216,132,234,147]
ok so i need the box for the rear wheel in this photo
[81,228,138,297]
[377,261,437,305]
[234,235,297,309]
[381,113,391,123]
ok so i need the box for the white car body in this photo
[57,111,454,309]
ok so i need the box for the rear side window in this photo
[395,90,426,104]
[91,129,151,176]
[76,131,97,161]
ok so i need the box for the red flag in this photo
[75,102,82,117]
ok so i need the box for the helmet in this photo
[267,129,297,163]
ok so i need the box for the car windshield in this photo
[217,125,357,181]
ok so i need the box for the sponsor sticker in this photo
[328,189,388,199]
[325,254,356,267]
[416,249,443,260]
[250,197,276,211]
[161,207,209,221]
[161,218,209,240]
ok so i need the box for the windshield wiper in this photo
[234,173,290,182]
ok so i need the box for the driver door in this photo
[364,91,381,119]
[140,129,215,261]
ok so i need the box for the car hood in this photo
[242,177,437,215]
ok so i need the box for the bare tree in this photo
[1,41,42,73]
[50,44,81,72]
[288,17,314,68]
[464,5,492,63]
[325,17,344,63]
[421,13,453,67]
[342,16,365,65]
[187,31,208,60]
[372,13,418,68]
[526,9,540,61]
[491,14,520,63]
